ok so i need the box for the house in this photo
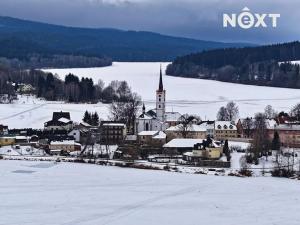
[214,121,237,140]
[135,66,180,133]
[165,124,206,141]
[237,118,277,138]
[183,140,222,161]
[0,136,15,146]
[138,131,166,147]
[49,140,81,154]
[100,122,126,144]
[15,136,29,145]
[163,138,205,154]
[0,124,8,135]
[198,121,215,138]
[68,128,89,144]
[44,111,73,131]
[268,123,300,148]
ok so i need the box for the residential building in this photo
[44,111,73,131]
[100,122,126,144]
[268,123,300,148]
[49,140,81,154]
[138,131,166,147]
[163,138,205,154]
[165,124,206,141]
[214,121,237,140]
[0,124,8,135]
[0,136,15,146]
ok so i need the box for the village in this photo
[1,68,300,178]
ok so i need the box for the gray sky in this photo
[0,0,298,44]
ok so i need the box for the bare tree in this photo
[291,103,300,121]
[226,101,239,121]
[217,106,229,121]
[264,105,276,119]
[242,117,254,138]
[177,114,199,138]
[110,92,141,134]
[251,113,270,163]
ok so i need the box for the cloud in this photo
[0,0,299,44]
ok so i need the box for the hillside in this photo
[166,41,300,89]
[0,16,252,62]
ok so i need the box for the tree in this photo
[110,92,141,134]
[250,113,270,163]
[242,117,254,138]
[291,103,300,121]
[91,112,100,126]
[216,101,239,121]
[272,131,281,162]
[264,105,276,119]
[217,106,229,121]
[177,114,199,138]
[226,101,239,121]
[223,140,231,162]
[83,111,92,124]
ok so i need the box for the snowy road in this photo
[1,160,300,225]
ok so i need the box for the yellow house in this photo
[0,137,16,146]
[192,147,222,160]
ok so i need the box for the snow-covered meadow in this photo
[1,62,300,129]
[1,160,300,225]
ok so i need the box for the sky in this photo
[0,0,299,44]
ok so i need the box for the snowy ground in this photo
[46,62,300,120]
[0,95,109,129]
[1,160,300,225]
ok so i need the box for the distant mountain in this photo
[166,41,300,89]
[0,16,254,62]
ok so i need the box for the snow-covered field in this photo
[1,160,300,225]
[2,62,300,129]
[46,62,300,119]
[0,95,109,129]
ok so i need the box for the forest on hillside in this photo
[166,41,300,89]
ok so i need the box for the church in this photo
[135,66,181,134]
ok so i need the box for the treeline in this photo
[0,54,112,70]
[166,41,300,89]
[0,66,138,104]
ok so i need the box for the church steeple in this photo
[158,64,163,91]
[156,65,166,122]
[142,102,146,114]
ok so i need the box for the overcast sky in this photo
[0,0,299,44]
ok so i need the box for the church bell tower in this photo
[156,65,166,121]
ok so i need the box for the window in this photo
[158,105,161,108]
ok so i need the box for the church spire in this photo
[142,102,146,114]
[158,64,163,91]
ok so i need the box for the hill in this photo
[0,16,252,62]
[166,41,300,89]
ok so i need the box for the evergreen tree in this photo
[83,110,92,124]
[223,140,231,162]
[91,112,100,126]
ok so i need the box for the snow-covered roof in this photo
[138,131,159,136]
[15,136,28,140]
[58,118,71,123]
[138,113,154,120]
[50,140,76,145]
[102,123,126,127]
[274,124,300,131]
[153,131,166,139]
[215,121,237,130]
[165,112,181,122]
[166,124,206,132]
[163,139,204,148]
